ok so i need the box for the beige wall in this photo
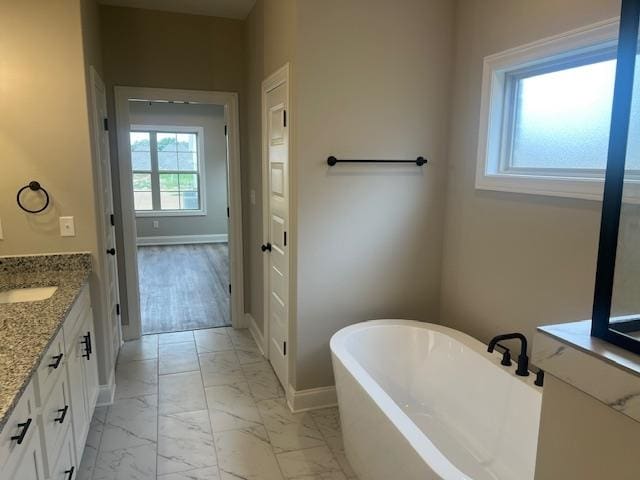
[0,0,98,256]
[243,0,297,333]
[439,0,620,352]
[128,102,229,238]
[99,5,245,324]
[535,375,640,479]
[0,0,116,385]
[292,0,455,389]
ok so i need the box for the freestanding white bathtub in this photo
[330,320,542,480]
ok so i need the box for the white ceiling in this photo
[98,0,257,20]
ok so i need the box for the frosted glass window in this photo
[510,59,616,170]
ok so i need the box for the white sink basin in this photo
[0,286,58,304]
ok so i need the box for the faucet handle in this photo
[493,343,512,366]
[535,369,545,387]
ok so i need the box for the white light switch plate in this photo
[59,216,75,237]
[153,220,159,229]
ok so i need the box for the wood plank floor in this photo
[137,244,230,334]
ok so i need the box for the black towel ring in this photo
[17,181,50,214]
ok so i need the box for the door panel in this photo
[265,76,289,389]
[90,68,122,359]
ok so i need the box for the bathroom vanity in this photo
[0,254,98,480]
[533,322,640,480]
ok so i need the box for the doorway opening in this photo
[114,87,244,340]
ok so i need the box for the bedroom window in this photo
[130,126,205,216]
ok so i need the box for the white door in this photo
[263,66,290,389]
[90,67,122,360]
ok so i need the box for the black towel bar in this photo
[327,156,427,166]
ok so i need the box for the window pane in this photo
[177,133,197,152]
[159,173,179,191]
[157,133,177,151]
[130,132,150,151]
[180,191,199,210]
[179,173,198,191]
[511,59,616,170]
[160,191,180,210]
[178,152,197,171]
[132,151,151,171]
[132,173,152,191]
[134,191,152,210]
[158,151,178,170]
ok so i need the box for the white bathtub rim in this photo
[330,319,541,480]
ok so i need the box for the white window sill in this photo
[135,210,207,218]
[475,172,640,204]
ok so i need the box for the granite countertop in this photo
[0,253,92,432]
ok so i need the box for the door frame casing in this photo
[261,64,292,384]
[114,86,245,340]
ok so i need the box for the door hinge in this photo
[116,303,120,315]
[283,341,287,356]
[284,231,287,247]
[283,110,287,127]
[227,206,230,218]
[110,214,115,226]
[103,118,109,131]
[228,284,232,294]
[224,125,227,136]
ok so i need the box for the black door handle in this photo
[106,248,116,255]
[55,405,69,424]
[10,418,32,445]
[261,243,272,252]
[48,353,64,369]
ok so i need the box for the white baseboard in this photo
[96,369,116,406]
[287,385,338,413]
[136,234,228,246]
[246,313,266,355]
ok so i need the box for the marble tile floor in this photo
[77,327,357,480]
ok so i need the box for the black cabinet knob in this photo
[261,243,272,252]
[55,405,69,424]
[106,248,116,255]
[10,418,32,445]
[48,353,64,369]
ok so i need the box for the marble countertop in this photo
[0,253,92,432]
[533,320,640,423]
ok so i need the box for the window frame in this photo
[475,18,640,202]
[130,124,207,217]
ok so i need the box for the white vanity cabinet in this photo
[0,284,99,480]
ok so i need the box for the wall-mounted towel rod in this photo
[327,156,427,166]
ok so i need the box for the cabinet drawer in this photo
[0,382,36,472]
[41,375,70,468]
[63,286,90,354]
[0,417,45,480]
[34,328,65,406]
[48,427,75,480]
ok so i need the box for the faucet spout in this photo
[488,333,530,377]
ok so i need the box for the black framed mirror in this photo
[592,0,640,354]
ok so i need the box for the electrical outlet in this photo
[59,216,75,237]
[153,220,159,229]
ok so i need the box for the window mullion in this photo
[150,132,161,211]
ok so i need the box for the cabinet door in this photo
[67,330,89,461]
[2,426,45,480]
[48,431,76,480]
[81,310,99,414]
